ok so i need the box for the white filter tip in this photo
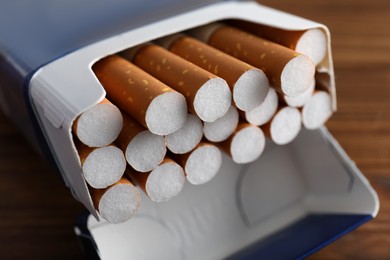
[146,161,185,202]
[245,88,278,126]
[185,145,222,185]
[296,28,327,66]
[99,183,140,224]
[234,68,269,111]
[270,107,302,145]
[302,91,333,130]
[204,106,239,142]
[231,126,265,164]
[76,103,123,147]
[166,114,203,154]
[126,130,166,172]
[281,55,315,97]
[284,79,315,108]
[83,146,126,189]
[194,77,232,122]
[146,91,187,135]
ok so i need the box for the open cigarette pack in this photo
[0,0,379,259]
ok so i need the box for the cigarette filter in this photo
[116,113,166,172]
[219,122,266,164]
[166,113,203,154]
[161,35,269,111]
[190,24,315,97]
[245,88,279,126]
[77,143,126,189]
[230,20,327,65]
[264,106,302,145]
[72,98,123,148]
[91,178,141,224]
[302,90,333,130]
[93,55,187,135]
[203,106,239,142]
[127,158,185,203]
[127,44,232,122]
[282,79,315,108]
[172,142,222,185]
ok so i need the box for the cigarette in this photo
[90,178,141,224]
[302,90,333,130]
[219,122,266,164]
[189,23,315,97]
[245,88,279,126]
[93,55,187,135]
[229,20,327,65]
[116,113,166,172]
[281,79,315,108]
[263,106,302,145]
[72,98,123,147]
[77,143,126,189]
[122,44,232,122]
[172,142,222,185]
[126,158,185,202]
[166,113,203,154]
[203,106,239,142]
[157,34,269,111]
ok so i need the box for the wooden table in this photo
[260,1,390,259]
[0,0,389,258]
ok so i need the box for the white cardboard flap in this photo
[85,128,378,260]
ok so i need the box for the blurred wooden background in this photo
[0,0,389,259]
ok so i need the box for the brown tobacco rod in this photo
[189,23,315,97]
[262,106,302,145]
[93,55,187,136]
[228,20,327,66]
[156,34,270,111]
[90,178,141,224]
[76,142,126,189]
[244,88,279,126]
[126,158,185,203]
[301,90,333,130]
[115,112,166,172]
[166,113,203,154]
[203,106,239,142]
[72,98,123,147]
[121,44,232,122]
[171,142,222,185]
[218,122,266,164]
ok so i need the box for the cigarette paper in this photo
[245,88,278,126]
[159,35,269,111]
[91,178,141,224]
[264,106,302,145]
[282,79,315,108]
[230,20,327,65]
[93,55,187,135]
[204,106,239,142]
[219,122,266,164]
[302,90,333,130]
[72,98,123,147]
[77,143,126,189]
[124,44,232,122]
[166,113,203,154]
[172,142,222,185]
[127,158,185,202]
[190,24,315,97]
[116,113,166,172]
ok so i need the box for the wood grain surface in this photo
[0,0,389,259]
[259,1,390,259]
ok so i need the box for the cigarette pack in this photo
[0,0,378,259]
